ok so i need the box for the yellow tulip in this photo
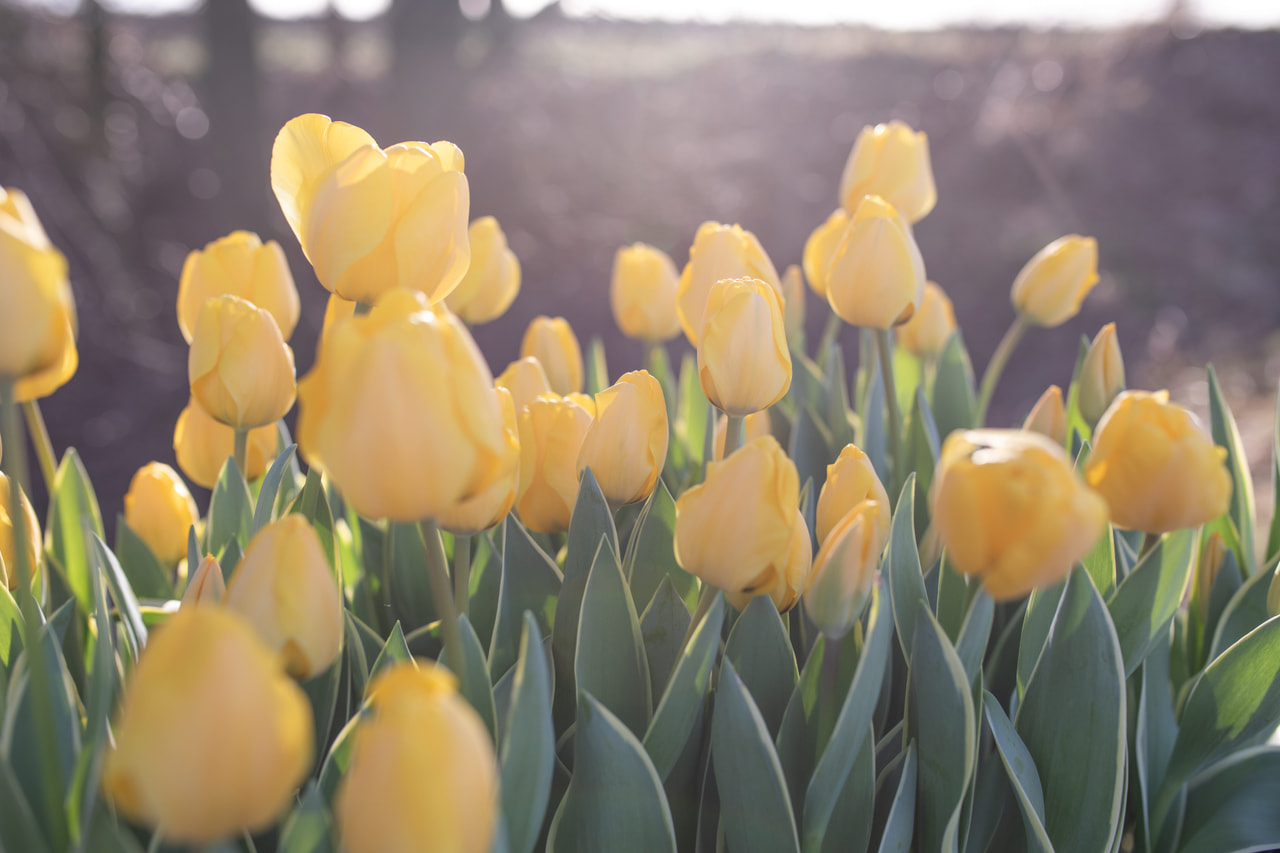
[297,289,507,523]
[674,436,802,605]
[815,444,891,546]
[444,217,520,325]
[270,114,470,305]
[1022,385,1067,446]
[839,121,937,224]
[676,222,781,344]
[181,554,226,609]
[803,500,886,638]
[1077,323,1126,428]
[1010,235,1099,328]
[0,472,40,591]
[726,508,813,613]
[713,410,772,461]
[577,371,668,507]
[698,277,792,417]
[515,393,593,534]
[226,515,343,680]
[438,386,520,536]
[896,281,956,358]
[802,208,850,299]
[188,295,297,430]
[335,662,498,853]
[781,263,806,345]
[520,316,583,395]
[495,356,553,416]
[567,391,597,417]
[123,462,199,566]
[322,293,357,344]
[0,187,78,398]
[824,195,926,330]
[610,242,681,343]
[101,608,313,845]
[1084,390,1232,533]
[931,429,1109,601]
[173,397,279,489]
[176,230,300,343]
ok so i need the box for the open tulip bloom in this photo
[1,110,1276,853]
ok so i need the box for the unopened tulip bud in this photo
[698,277,791,417]
[177,231,300,343]
[123,462,199,566]
[611,243,681,343]
[815,444,891,546]
[1078,323,1126,428]
[803,500,885,638]
[1085,390,1232,533]
[677,222,781,344]
[896,282,956,359]
[495,357,553,416]
[802,208,850,299]
[520,316,583,395]
[725,509,813,613]
[781,264,806,345]
[438,386,520,536]
[516,393,593,534]
[174,398,279,490]
[1010,235,1099,328]
[181,554,226,608]
[0,472,40,591]
[577,371,668,507]
[713,410,772,461]
[840,121,937,224]
[188,295,296,430]
[444,217,520,326]
[824,196,926,330]
[1023,385,1067,446]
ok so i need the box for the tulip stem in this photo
[722,414,745,459]
[454,533,472,618]
[976,318,1027,426]
[817,311,842,362]
[22,401,58,494]
[233,428,248,478]
[875,330,903,483]
[421,518,468,697]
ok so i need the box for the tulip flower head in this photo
[677,221,781,344]
[577,371,669,507]
[181,554,226,609]
[725,508,813,613]
[1077,323,1126,428]
[516,393,594,534]
[823,195,926,330]
[839,120,937,224]
[1022,385,1068,446]
[896,281,956,358]
[174,397,279,489]
[0,472,40,591]
[804,500,886,638]
[1010,235,1099,328]
[697,277,792,417]
[177,230,300,343]
[444,216,521,325]
[520,316,584,396]
[496,356,554,416]
[815,444,891,546]
[611,242,682,343]
[123,462,199,566]
[438,386,521,536]
[188,295,297,431]
[802,208,850,299]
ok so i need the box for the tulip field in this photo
[2,111,1280,853]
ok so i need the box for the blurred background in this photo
[2,0,1279,524]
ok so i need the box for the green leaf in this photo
[891,344,922,419]
[468,531,504,654]
[1209,562,1274,661]
[1015,567,1127,853]
[676,353,710,471]
[1016,580,1066,698]
[712,659,801,853]
[45,448,104,613]
[955,591,994,686]
[302,656,343,776]
[982,692,1052,851]
[816,722,875,853]
[790,405,835,509]
[885,474,927,661]
[0,755,52,853]
[546,692,677,853]
[443,614,498,743]
[1135,634,1178,852]
[724,596,798,737]
[859,339,889,486]
[1107,529,1196,676]
[277,782,335,853]
[112,516,173,599]
[902,388,940,536]
[501,614,556,853]
[775,633,828,817]
[823,344,856,450]
[251,444,298,536]
[0,583,23,668]
[90,535,147,660]
[292,468,337,578]
[317,708,364,802]
[1208,365,1257,573]
[1177,747,1280,853]
[873,742,917,853]
[1083,519,1117,597]
[624,480,698,614]
[935,555,968,642]
[575,539,651,736]
[584,337,609,395]
[343,610,377,703]
[368,621,412,681]
[639,578,691,702]
[205,455,252,557]
[386,522,438,632]
[930,332,977,441]
[643,593,723,781]
[489,517,561,679]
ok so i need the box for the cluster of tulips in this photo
[1,111,1280,853]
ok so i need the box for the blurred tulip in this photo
[335,662,497,853]
[1078,323,1126,428]
[495,356,553,416]
[698,277,791,417]
[520,316,583,395]
[123,462,199,565]
[566,391,597,417]
[611,243,681,343]
[226,515,343,679]
[516,393,593,534]
[102,608,313,845]
[444,217,520,325]
[438,386,520,536]
[322,293,358,344]
[726,508,812,613]
[1010,235,1099,328]
[781,263,806,345]
[676,222,781,344]
[1084,390,1232,533]
[932,429,1108,601]
[298,289,507,523]
[815,444,891,546]
[177,231,299,343]
[181,554,225,609]
[578,371,668,506]
[713,410,772,461]
[824,195,926,330]
[0,472,40,591]
[188,295,296,430]
[1022,385,1067,446]
[839,121,937,223]
[270,114,470,305]
[802,208,849,299]
[803,500,885,638]
[173,398,279,489]
[896,281,956,358]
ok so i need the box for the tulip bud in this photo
[1191,531,1229,627]
[781,263,806,345]
[896,281,956,359]
[802,208,850,299]
[177,231,300,343]
[577,371,668,507]
[102,608,313,845]
[1077,323,1126,428]
[495,356,553,416]
[438,386,520,536]
[839,121,937,224]
[932,429,1108,601]
[123,462,199,566]
[815,444,891,546]
[674,436,803,606]
[226,515,343,680]
[1022,385,1067,446]
[803,500,885,638]
[1010,235,1099,328]
[713,410,772,461]
[335,662,498,853]
[271,114,470,305]
[322,293,357,344]
[676,222,781,344]
[181,554,226,608]
[610,243,681,343]
[298,289,508,523]
[0,472,40,591]
[1084,390,1232,533]
[824,196,926,330]
[188,295,297,430]
[444,217,521,326]
[174,397,279,489]
[520,316,583,396]
[698,277,792,417]
[516,394,593,534]
[726,508,813,614]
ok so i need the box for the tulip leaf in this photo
[468,531,504,655]
[643,592,723,780]
[955,590,994,686]
[639,578,692,703]
[1015,567,1127,853]
[725,596,798,738]
[775,633,827,816]
[575,538,651,737]
[1175,747,1280,853]
[930,332,977,441]
[441,614,498,743]
[1084,519,1118,597]
[277,781,335,853]
[981,692,1053,852]
[317,708,364,803]
[624,480,698,614]
[1189,546,1241,671]
[343,611,374,703]
[935,554,968,642]
[874,741,917,853]
[712,659,802,853]
[501,614,556,853]
[584,337,609,395]
[815,722,875,853]
[885,473,928,661]
[302,655,344,777]
[1134,634,1178,853]
[77,548,118,831]
[251,443,298,536]
[0,583,23,668]
[386,522,438,632]
[1207,366,1257,573]
[823,344,856,450]
[859,345,890,487]
[45,448,105,614]
[676,353,709,471]
[789,405,835,506]
[1208,562,1273,661]
[902,388,940,536]
[368,621,412,681]
[490,517,562,679]
[205,455,252,559]
[1107,529,1196,676]
[111,515,173,599]
[546,692,677,853]
[0,755,51,853]
[1016,579,1066,698]
[90,535,147,660]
